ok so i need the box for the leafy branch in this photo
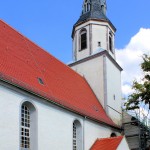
[125,54,150,110]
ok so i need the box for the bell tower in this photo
[69,0,122,126]
[72,0,116,61]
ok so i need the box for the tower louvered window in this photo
[80,29,87,50]
[21,105,30,149]
[109,32,113,52]
[83,0,91,13]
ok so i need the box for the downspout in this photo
[103,55,108,113]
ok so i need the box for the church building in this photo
[0,0,130,149]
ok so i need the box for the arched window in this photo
[80,29,87,50]
[110,132,117,137]
[21,105,30,149]
[109,32,113,52]
[20,102,37,150]
[73,120,82,150]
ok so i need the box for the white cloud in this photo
[122,84,134,96]
[116,28,150,96]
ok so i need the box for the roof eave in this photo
[69,50,123,71]
[0,75,121,130]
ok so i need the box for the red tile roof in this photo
[0,20,116,127]
[90,136,123,150]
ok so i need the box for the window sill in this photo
[79,48,87,52]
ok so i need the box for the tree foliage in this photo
[125,54,150,110]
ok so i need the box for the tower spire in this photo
[73,0,113,31]
[70,0,122,127]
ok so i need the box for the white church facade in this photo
[0,0,130,150]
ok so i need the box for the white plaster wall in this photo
[0,82,123,150]
[91,23,115,60]
[91,24,107,52]
[71,56,105,107]
[84,119,114,150]
[73,20,116,61]
[106,57,122,125]
[117,137,130,150]
[70,54,122,126]
[73,24,90,61]
[0,84,23,150]
[35,98,84,150]
[0,83,84,150]
[0,83,109,150]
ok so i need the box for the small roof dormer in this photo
[82,0,92,14]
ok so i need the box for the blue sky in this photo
[0,0,150,63]
[0,0,150,96]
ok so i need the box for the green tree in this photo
[125,54,150,110]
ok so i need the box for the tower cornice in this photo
[72,18,116,38]
[68,50,123,71]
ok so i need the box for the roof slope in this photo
[76,7,108,25]
[91,136,123,150]
[0,20,115,127]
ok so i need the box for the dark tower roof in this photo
[77,0,107,25]
[72,0,116,37]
